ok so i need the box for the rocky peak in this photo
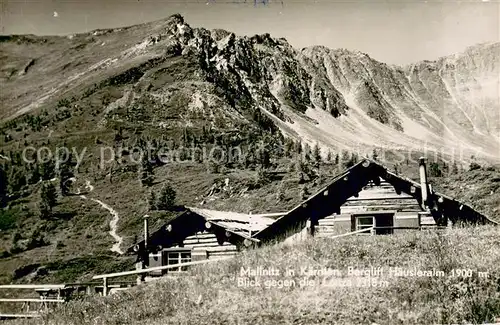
[145,17,349,118]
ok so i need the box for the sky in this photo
[0,0,499,65]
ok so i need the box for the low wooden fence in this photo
[0,258,233,318]
[328,227,375,239]
[327,226,450,239]
[0,285,67,320]
[92,257,233,296]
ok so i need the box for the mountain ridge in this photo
[0,14,498,161]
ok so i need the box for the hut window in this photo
[355,216,375,234]
[167,250,192,271]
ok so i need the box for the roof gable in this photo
[253,159,496,243]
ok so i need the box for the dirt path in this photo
[0,154,10,161]
[90,198,124,255]
[78,179,124,255]
[84,180,94,192]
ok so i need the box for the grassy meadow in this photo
[8,225,500,325]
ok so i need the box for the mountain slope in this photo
[1,14,498,162]
[297,43,499,160]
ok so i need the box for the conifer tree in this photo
[303,143,311,161]
[59,162,74,196]
[0,165,7,207]
[296,160,306,184]
[312,142,322,163]
[39,182,57,218]
[8,168,26,193]
[40,160,56,181]
[156,183,176,210]
[256,141,271,169]
[27,163,40,185]
[114,126,123,142]
[38,199,51,219]
[294,140,302,154]
[301,185,310,200]
[451,162,459,175]
[138,155,154,187]
[284,138,294,158]
[340,150,351,169]
[326,150,333,163]
[148,191,157,211]
[276,181,286,202]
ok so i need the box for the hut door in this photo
[374,213,394,235]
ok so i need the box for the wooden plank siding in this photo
[172,232,238,257]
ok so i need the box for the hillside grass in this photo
[433,168,500,223]
[9,225,500,325]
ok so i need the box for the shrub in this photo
[207,160,221,174]
[469,162,481,171]
[27,227,48,250]
[57,98,71,108]
[429,162,443,177]
[0,208,17,231]
[252,168,271,189]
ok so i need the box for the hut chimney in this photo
[144,215,150,251]
[419,157,429,209]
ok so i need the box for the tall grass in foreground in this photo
[10,225,500,325]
